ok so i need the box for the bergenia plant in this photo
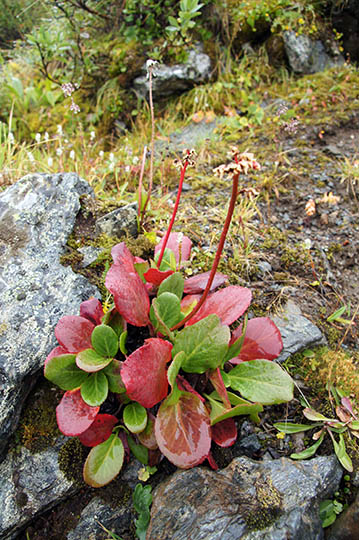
[45,147,294,487]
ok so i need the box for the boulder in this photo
[147,455,343,540]
[133,46,211,100]
[283,31,344,74]
[0,173,99,460]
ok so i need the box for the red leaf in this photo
[121,339,173,408]
[209,368,231,409]
[206,451,219,470]
[185,285,252,326]
[44,345,68,367]
[229,317,283,363]
[183,271,228,294]
[56,389,99,436]
[211,418,237,447]
[180,294,201,315]
[176,374,205,403]
[79,298,104,326]
[143,268,174,286]
[155,392,211,468]
[78,414,118,447]
[155,232,192,264]
[138,413,158,450]
[55,316,95,353]
[105,243,150,327]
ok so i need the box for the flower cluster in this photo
[214,150,260,179]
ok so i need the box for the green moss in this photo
[58,437,88,487]
[15,379,61,453]
[244,477,282,531]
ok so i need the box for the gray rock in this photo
[147,455,342,540]
[272,300,326,362]
[283,31,344,74]
[78,245,102,267]
[67,496,133,540]
[156,119,220,157]
[0,173,99,459]
[0,440,77,540]
[95,205,138,238]
[133,47,211,100]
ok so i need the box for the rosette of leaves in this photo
[45,234,293,488]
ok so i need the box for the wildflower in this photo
[173,149,197,169]
[35,133,41,143]
[56,147,63,157]
[57,125,63,136]
[70,99,80,114]
[90,131,96,141]
[99,150,104,158]
[27,152,35,163]
[303,238,312,250]
[69,150,75,160]
[146,59,159,79]
[305,199,316,216]
[48,157,53,167]
[8,132,15,144]
[61,82,75,97]
[214,151,260,179]
[109,152,115,162]
[44,132,49,142]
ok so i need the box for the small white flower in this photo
[57,125,63,136]
[8,132,15,144]
[125,165,130,173]
[64,139,69,144]
[69,150,75,160]
[99,150,104,158]
[48,157,53,167]
[70,99,80,114]
[27,151,35,163]
[56,147,63,157]
[109,152,115,162]
[132,156,139,165]
[44,132,49,142]
[303,238,312,250]
[90,131,96,141]
[35,133,41,143]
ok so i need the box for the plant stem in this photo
[156,161,188,269]
[171,172,239,330]
[137,145,147,227]
[141,67,155,223]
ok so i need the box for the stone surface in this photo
[0,439,77,540]
[133,47,211,100]
[0,173,99,459]
[283,31,344,74]
[155,118,220,156]
[95,204,138,238]
[66,496,133,540]
[271,300,326,362]
[326,490,359,540]
[147,455,342,540]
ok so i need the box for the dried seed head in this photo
[305,199,316,216]
[173,148,197,168]
[214,151,260,178]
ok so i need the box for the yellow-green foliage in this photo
[244,477,282,531]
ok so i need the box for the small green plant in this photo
[133,484,152,540]
[274,386,359,472]
[319,497,344,528]
[166,0,206,45]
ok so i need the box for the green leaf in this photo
[290,433,325,460]
[224,315,248,362]
[150,292,183,336]
[206,393,263,425]
[83,434,124,487]
[81,371,108,406]
[76,348,113,373]
[103,360,126,393]
[228,359,294,404]
[167,351,186,389]
[91,324,119,357]
[127,435,149,465]
[274,422,322,434]
[302,408,333,422]
[119,331,127,355]
[173,315,230,374]
[123,402,148,433]
[44,354,88,390]
[154,248,177,272]
[332,433,353,472]
[158,272,184,299]
[133,484,152,540]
